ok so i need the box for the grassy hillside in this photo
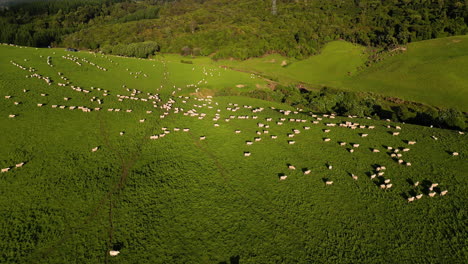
[344,35,468,110]
[216,41,367,87]
[0,44,467,263]
[215,36,468,111]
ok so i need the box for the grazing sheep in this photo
[440,190,448,196]
[429,192,437,197]
[325,181,333,185]
[246,141,253,145]
[392,132,400,136]
[408,141,416,145]
[349,149,354,153]
[370,174,376,179]
[408,197,415,202]
[361,134,368,137]
[323,138,331,142]
[15,162,24,168]
[200,136,206,140]
[351,174,358,180]
[328,165,333,170]
[339,142,346,146]
[280,175,288,180]
[431,136,438,140]
[406,162,412,166]
[398,159,404,164]
[372,149,380,153]
[139,119,145,123]
[91,147,99,152]
[377,172,385,176]
[414,181,419,187]
[235,130,241,134]
[109,251,120,256]
[352,144,360,148]
[403,148,410,152]
[386,184,393,189]
[8,114,16,118]
[452,152,459,156]
[323,129,330,133]
[380,184,386,189]
[1,168,10,173]
[288,165,296,170]
[271,135,278,139]
[384,179,391,184]
[255,137,262,142]
[244,152,251,157]
[416,194,423,199]
[120,132,124,136]
[304,170,311,175]
[288,140,295,145]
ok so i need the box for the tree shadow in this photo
[219,255,240,264]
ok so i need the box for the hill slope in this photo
[215,36,468,110]
[344,36,468,110]
[0,44,467,263]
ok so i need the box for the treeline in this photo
[101,41,160,58]
[217,85,467,131]
[1,0,467,59]
[0,0,167,48]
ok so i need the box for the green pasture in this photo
[212,37,468,110]
[344,35,468,110]
[0,44,467,263]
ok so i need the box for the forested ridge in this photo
[1,0,467,59]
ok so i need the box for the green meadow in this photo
[0,44,467,263]
[214,36,468,110]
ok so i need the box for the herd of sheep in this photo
[3,47,463,202]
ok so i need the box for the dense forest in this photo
[1,0,467,59]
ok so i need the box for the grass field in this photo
[0,44,467,263]
[214,36,468,110]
